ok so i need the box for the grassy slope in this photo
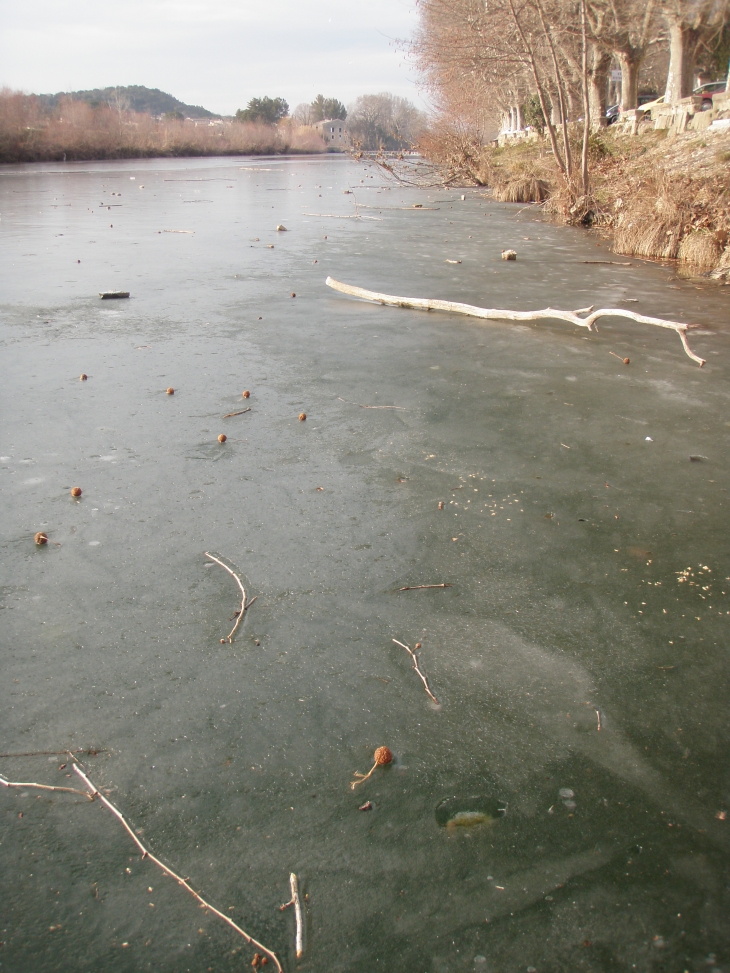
[475,128,730,277]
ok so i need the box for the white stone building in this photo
[314,119,348,148]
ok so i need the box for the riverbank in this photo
[0,91,325,163]
[422,125,730,281]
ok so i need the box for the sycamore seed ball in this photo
[166,387,174,395]
[70,487,82,497]
[242,390,250,398]
[34,532,48,546]
[298,412,306,421]
[218,434,227,443]
[374,746,393,766]
[79,373,88,381]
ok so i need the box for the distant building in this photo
[313,119,348,148]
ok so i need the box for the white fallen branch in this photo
[279,872,304,958]
[73,765,283,972]
[325,277,705,367]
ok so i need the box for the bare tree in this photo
[292,103,315,125]
[347,93,425,149]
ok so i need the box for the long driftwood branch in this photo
[279,872,304,958]
[204,552,251,643]
[392,639,440,705]
[72,766,282,972]
[325,277,705,367]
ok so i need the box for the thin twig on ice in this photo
[204,552,252,643]
[397,583,452,591]
[0,774,92,800]
[392,639,440,705]
[0,748,104,759]
[72,765,282,972]
[222,407,251,418]
[325,277,706,367]
[279,872,304,958]
[336,396,407,410]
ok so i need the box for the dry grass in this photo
[678,230,723,274]
[0,90,326,163]
[494,177,550,202]
[710,244,730,280]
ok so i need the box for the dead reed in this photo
[0,89,326,163]
[493,176,550,203]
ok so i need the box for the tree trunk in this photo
[515,103,524,130]
[664,20,702,104]
[580,0,591,196]
[619,52,641,110]
[589,48,612,126]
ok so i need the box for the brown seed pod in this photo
[242,390,250,398]
[34,532,48,545]
[70,487,82,497]
[351,746,393,789]
[166,387,174,395]
[623,358,630,364]
[298,412,306,421]
[218,434,227,443]
[291,292,296,298]
[79,374,88,381]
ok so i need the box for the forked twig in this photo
[397,583,452,591]
[279,872,304,958]
[0,774,92,799]
[72,766,282,972]
[392,639,439,705]
[204,552,252,643]
[326,277,706,366]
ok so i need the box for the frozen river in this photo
[1,154,729,972]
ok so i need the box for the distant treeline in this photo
[37,85,216,119]
[0,90,326,164]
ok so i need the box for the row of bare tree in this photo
[413,0,730,191]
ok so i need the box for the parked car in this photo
[694,81,727,109]
[605,93,659,124]
[636,94,664,119]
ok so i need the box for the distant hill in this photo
[38,85,217,119]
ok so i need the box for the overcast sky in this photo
[0,0,424,115]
